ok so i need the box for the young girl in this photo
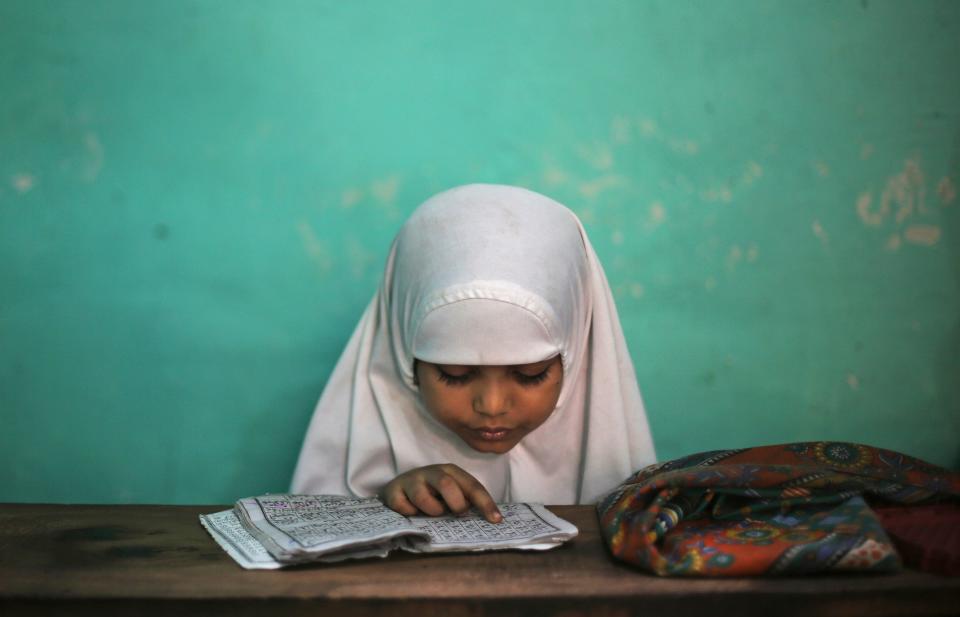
[291,184,656,522]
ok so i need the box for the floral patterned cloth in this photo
[597,442,960,576]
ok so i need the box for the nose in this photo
[473,380,509,417]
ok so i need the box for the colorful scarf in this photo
[597,442,960,576]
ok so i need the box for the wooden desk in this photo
[1,504,957,616]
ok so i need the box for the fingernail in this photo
[491,511,503,523]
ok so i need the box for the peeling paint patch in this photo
[371,175,401,204]
[894,198,913,224]
[629,283,644,299]
[938,176,956,205]
[812,219,829,245]
[725,245,743,271]
[542,167,567,186]
[704,277,717,291]
[700,185,733,203]
[860,144,874,160]
[885,233,901,251]
[611,230,624,245]
[856,192,885,226]
[881,158,926,216]
[297,221,333,273]
[341,188,363,208]
[638,118,658,137]
[578,142,614,170]
[668,138,699,155]
[813,161,830,177]
[903,224,940,246]
[746,243,759,262]
[578,175,624,200]
[741,161,763,187]
[846,374,860,391]
[646,201,666,228]
[11,173,35,193]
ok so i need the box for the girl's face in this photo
[415,355,563,454]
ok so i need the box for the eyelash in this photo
[435,367,551,387]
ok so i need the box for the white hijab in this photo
[291,184,656,504]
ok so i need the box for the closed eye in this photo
[514,367,550,386]
[436,368,474,386]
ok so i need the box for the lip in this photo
[473,427,512,441]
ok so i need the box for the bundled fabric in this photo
[873,503,960,576]
[597,442,960,576]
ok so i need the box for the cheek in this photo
[419,383,469,423]
[519,384,562,426]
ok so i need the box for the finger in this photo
[408,483,447,517]
[429,473,470,515]
[383,486,418,517]
[444,466,502,523]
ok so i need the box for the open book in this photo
[200,494,578,569]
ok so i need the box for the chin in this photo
[465,439,519,455]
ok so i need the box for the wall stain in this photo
[725,245,743,271]
[341,187,363,208]
[700,185,733,203]
[885,233,902,251]
[881,158,926,218]
[577,141,614,170]
[938,176,956,205]
[812,219,829,245]
[82,131,104,182]
[857,158,942,250]
[371,174,401,204]
[11,173,35,194]
[542,166,567,186]
[297,220,333,273]
[741,161,764,187]
[856,192,883,226]
[646,201,666,229]
[578,175,624,200]
[904,224,941,246]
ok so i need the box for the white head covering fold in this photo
[291,184,656,503]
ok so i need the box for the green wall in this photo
[2,1,958,504]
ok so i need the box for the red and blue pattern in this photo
[597,442,960,576]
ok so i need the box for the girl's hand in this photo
[381,464,503,523]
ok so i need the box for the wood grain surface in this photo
[1,504,957,616]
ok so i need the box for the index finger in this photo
[443,465,502,523]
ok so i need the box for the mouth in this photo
[473,427,512,441]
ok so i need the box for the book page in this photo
[200,509,284,569]
[234,494,425,559]
[403,503,578,553]
[200,508,398,569]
